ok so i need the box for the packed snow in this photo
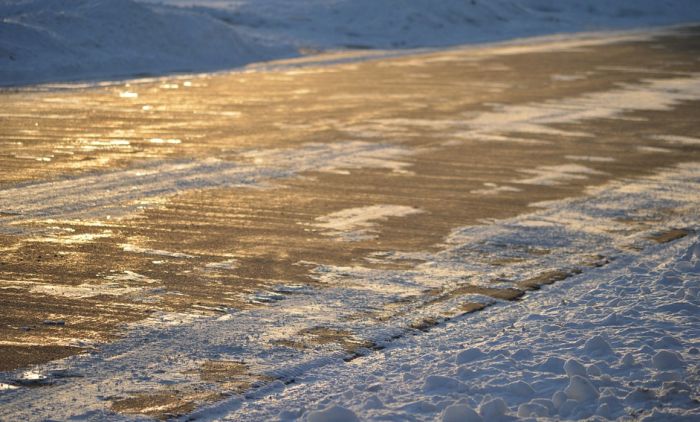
[3,0,700,86]
[203,231,700,421]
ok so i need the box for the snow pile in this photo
[0,0,293,86]
[153,0,700,50]
[3,0,700,86]
[218,235,700,421]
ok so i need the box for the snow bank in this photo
[151,0,700,50]
[0,0,294,86]
[3,0,700,86]
[220,234,700,421]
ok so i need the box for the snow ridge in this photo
[3,0,700,86]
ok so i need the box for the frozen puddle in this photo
[1,162,698,420]
[314,205,424,241]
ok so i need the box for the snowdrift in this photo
[2,0,700,86]
[0,0,293,86]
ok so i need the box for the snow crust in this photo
[0,0,292,86]
[3,158,697,420]
[3,0,700,86]
[214,232,700,421]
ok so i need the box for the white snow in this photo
[0,0,293,86]
[565,155,616,163]
[314,205,423,242]
[652,350,686,370]
[3,0,700,86]
[1,4,700,418]
[515,163,605,186]
[564,375,599,403]
[469,183,522,196]
[210,230,700,422]
[30,282,149,299]
[306,405,359,422]
[3,157,697,421]
[651,134,700,146]
[442,404,482,422]
[204,258,239,271]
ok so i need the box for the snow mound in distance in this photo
[3,0,700,86]
[0,0,293,86]
[151,0,700,50]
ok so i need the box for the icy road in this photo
[0,27,699,420]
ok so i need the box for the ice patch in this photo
[0,383,19,391]
[565,155,616,162]
[422,375,463,393]
[30,283,149,299]
[104,270,159,285]
[28,232,112,245]
[651,134,700,145]
[0,141,414,233]
[314,205,423,241]
[515,164,605,186]
[470,183,522,195]
[205,259,239,271]
[551,73,587,82]
[637,145,673,153]
[462,74,700,144]
[121,244,194,259]
[148,138,182,144]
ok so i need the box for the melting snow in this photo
[652,134,700,145]
[514,164,606,186]
[315,205,424,241]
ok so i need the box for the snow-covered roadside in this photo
[154,0,700,51]
[0,0,294,86]
[206,234,700,421]
[3,0,700,87]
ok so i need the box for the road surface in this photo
[0,26,699,419]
